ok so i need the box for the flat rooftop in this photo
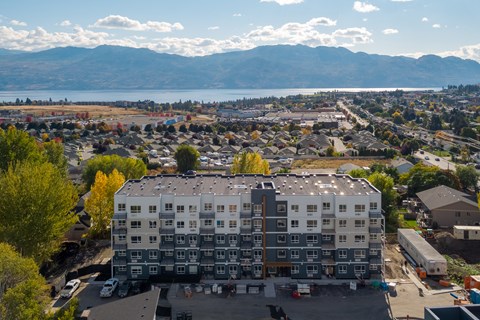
[398,228,447,263]
[116,173,380,197]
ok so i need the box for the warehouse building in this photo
[111,173,384,280]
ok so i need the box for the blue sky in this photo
[1,0,479,61]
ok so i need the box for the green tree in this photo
[348,168,369,178]
[0,127,42,172]
[42,141,68,175]
[456,165,479,191]
[0,243,49,320]
[461,127,477,139]
[0,162,78,264]
[85,169,125,238]
[231,152,271,175]
[82,154,147,190]
[174,145,199,173]
[400,163,460,196]
[325,145,336,157]
[368,172,398,214]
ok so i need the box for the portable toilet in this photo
[465,276,480,290]
[471,288,480,304]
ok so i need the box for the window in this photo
[322,250,330,256]
[253,204,262,213]
[277,250,286,258]
[277,219,287,228]
[291,250,299,259]
[131,221,141,228]
[307,205,317,213]
[354,250,366,258]
[165,203,173,211]
[204,235,213,242]
[253,250,262,259]
[242,203,251,211]
[291,204,299,213]
[177,235,185,244]
[165,250,173,257]
[177,266,185,274]
[189,205,197,213]
[216,265,225,274]
[291,265,299,274]
[370,232,379,240]
[165,220,173,227]
[370,202,378,211]
[277,235,286,243]
[131,266,142,275]
[163,235,173,242]
[307,265,318,274]
[242,219,251,227]
[177,205,185,213]
[216,250,225,259]
[177,221,185,229]
[322,235,331,241]
[355,235,366,243]
[131,251,142,259]
[216,220,225,228]
[229,205,237,213]
[229,251,237,259]
[229,220,237,228]
[217,205,225,213]
[149,205,157,214]
[118,203,126,211]
[355,220,365,228]
[370,249,378,256]
[306,235,318,243]
[338,265,347,274]
[204,203,212,211]
[307,220,317,228]
[131,236,141,244]
[217,235,225,244]
[118,219,126,227]
[176,251,185,259]
[277,204,286,213]
[149,220,157,228]
[291,220,299,228]
[118,266,126,272]
[229,265,237,274]
[322,219,330,226]
[291,235,299,244]
[189,235,197,245]
[370,219,377,225]
[370,264,378,271]
[354,265,366,274]
[322,202,331,211]
[229,235,237,244]
[306,250,318,259]
[338,250,347,258]
[354,204,366,213]
[189,251,197,260]
[339,204,347,213]
[189,220,197,229]
[149,251,157,259]
[118,250,126,256]
[242,234,251,242]
[253,235,262,244]
[130,205,141,214]
[339,235,346,243]
[339,220,346,228]
[204,219,213,227]
[149,266,158,275]
[253,220,262,229]
[455,212,461,217]
[149,236,157,244]
[118,235,126,241]
[204,250,213,256]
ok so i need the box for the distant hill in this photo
[0,44,479,90]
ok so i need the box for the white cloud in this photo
[353,1,379,13]
[432,24,441,28]
[92,15,183,32]
[333,27,373,44]
[233,13,242,17]
[208,26,219,30]
[438,43,480,62]
[421,17,428,22]
[363,18,368,22]
[10,19,27,27]
[391,0,412,2]
[59,20,72,27]
[382,28,399,35]
[260,0,304,5]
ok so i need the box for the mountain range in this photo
[0,44,479,90]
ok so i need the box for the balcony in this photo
[159,212,175,219]
[159,243,175,251]
[200,227,215,234]
[112,228,127,235]
[159,227,175,235]
[240,212,251,219]
[369,226,383,234]
[369,211,383,219]
[322,226,335,234]
[113,243,127,250]
[113,212,127,220]
[199,212,215,219]
[322,213,335,219]
[240,226,252,234]
[112,257,126,266]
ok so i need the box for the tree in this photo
[0,127,42,172]
[179,124,187,133]
[0,243,49,320]
[428,114,443,131]
[231,152,271,175]
[0,162,78,264]
[174,145,199,173]
[85,169,125,238]
[400,163,460,196]
[368,172,398,214]
[41,141,68,175]
[348,168,369,178]
[82,155,147,190]
[456,165,479,191]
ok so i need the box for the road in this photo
[413,150,455,171]
[337,100,369,127]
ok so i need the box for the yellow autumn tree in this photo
[250,131,260,140]
[231,152,271,175]
[85,169,125,238]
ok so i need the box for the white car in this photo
[60,279,81,299]
[100,278,119,298]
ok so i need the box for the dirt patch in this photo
[0,104,144,117]
[291,158,391,170]
[433,232,480,264]
[385,244,408,280]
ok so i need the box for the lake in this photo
[0,88,440,104]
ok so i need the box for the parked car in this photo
[118,281,131,298]
[435,158,440,161]
[424,156,429,160]
[60,279,81,299]
[100,278,119,298]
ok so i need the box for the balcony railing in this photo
[159,227,175,234]
[199,227,215,234]
[199,212,215,219]
[159,212,175,219]
[112,228,127,235]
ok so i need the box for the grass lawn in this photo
[402,218,418,228]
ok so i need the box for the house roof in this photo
[416,185,478,210]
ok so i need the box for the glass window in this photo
[277,250,286,258]
[204,203,212,211]
[354,265,366,274]
[339,235,346,243]
[216,220,225,228]
[149,205,157,214]
[118,235,126,241]
[189,220,197,229]
[217,235,225,244]
[189,205,197,213]
[204,234,213,242]
[291,250,299,258]
[149,266,158,275]
[307,265,318,273]
[118,220,126,227]
[355,220,365,228]
[242,219,251,227]
[217,205,225,213]
[149,236,157,244]
[338,250,347,258]
[253,250,262,259]
[338,265,347,274]
[277,219,287,228]
[176,205,185,213]
[339,220,347,228]
[307,205,317,213]
[229,265,237,274]
[339,204,347,213]
[291,265,299,274]
[277,204,286,213]
[291,220,299,228]
[130,206,141,214]
[253,235,262,244]
[217,265,225,274]
[354,250,365,258]
[355,235,366,243]
[118,203,126,211]
[354,204,366,213]
[118,250,126,256]
[177,221,185,228]
[277,235,286,243]
[131,236,141,244]
[291,235,299,243]
[165,220,173,227]
[131,251,141,259]
[177,235,185,244]
[229,235,237,244]
[306,235,318,243]
[177,266,185,274]
[176,251,185,259]
[229,205,237,213]
[242,203,251,211]
[307,220,317,228]
[149,251,157,259]
[165,203,173,211]
[291,205,299,213]
[204,219,213,227]
[149,220,157,228]
[369,202,378,211]
[131,221,141,228]
[229,251,237,259]
[322,202,331,211]
[253,204,262,213]
[322,235,331,241]
[306,250,318,258]
[189,235,197,245]
[253,220,262,229]
[131,266,142,275]
[216,250,225,259]
[118,266,126,272]
[189,251,197,260]
[322,219,330,226]
[229,220,237,228]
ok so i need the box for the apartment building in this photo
[111,173,384,281]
